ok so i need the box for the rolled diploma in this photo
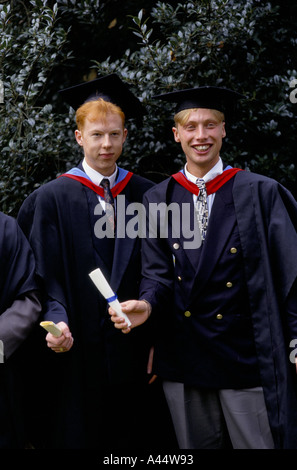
[89,268,132,327]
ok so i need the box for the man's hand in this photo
[45,321,74,353]
[109,299,151,334]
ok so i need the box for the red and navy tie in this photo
[100,178,115,234]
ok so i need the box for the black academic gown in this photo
[17,165,176,449]
[140,169,297,449]
[0,212,41,448]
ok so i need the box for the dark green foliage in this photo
[0,0,77,214]
[0,0,296,216]
[94,1,297,192]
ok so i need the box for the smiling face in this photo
[172,108,226,178]
[75,112,127,176]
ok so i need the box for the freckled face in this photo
[172,108,226,177]
[75,113,128,176]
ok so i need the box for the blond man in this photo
[110,86,297,449]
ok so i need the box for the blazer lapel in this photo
[169,180,201,271]
[189,178,237,302]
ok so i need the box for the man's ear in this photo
[122,128,128,144]
[172,127,180,143]
[75,129,83,146]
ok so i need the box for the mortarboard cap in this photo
[153,86,245,119]
[59,73,146,121]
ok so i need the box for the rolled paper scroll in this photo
[89,268,132,327]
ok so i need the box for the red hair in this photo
[76,98,125,130]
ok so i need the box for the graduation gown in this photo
[17,165,168,449]
[0,212,41,448]
[140,169,297,449]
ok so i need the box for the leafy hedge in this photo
[94,1,297,189]
[0,0,296,216]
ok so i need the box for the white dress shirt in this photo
[82,158,117,211]
[184,157,223,217]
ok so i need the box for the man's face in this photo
[75,112,127,176]
[172,108,226,177]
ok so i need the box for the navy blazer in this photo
[140,174,260,388]
[140,169,297,448]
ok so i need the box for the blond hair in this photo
[174,108,225,126]
[76,98,125,130]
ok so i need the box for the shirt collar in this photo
[82,159,118,188]
[184,157,223,183]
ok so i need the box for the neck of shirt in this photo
[82,159,118,188]
[82,159,118,209]
[184,157,223,216]
[184,157,223,184]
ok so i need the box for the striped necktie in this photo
[100,178,115,235]
[196,178,208,242]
